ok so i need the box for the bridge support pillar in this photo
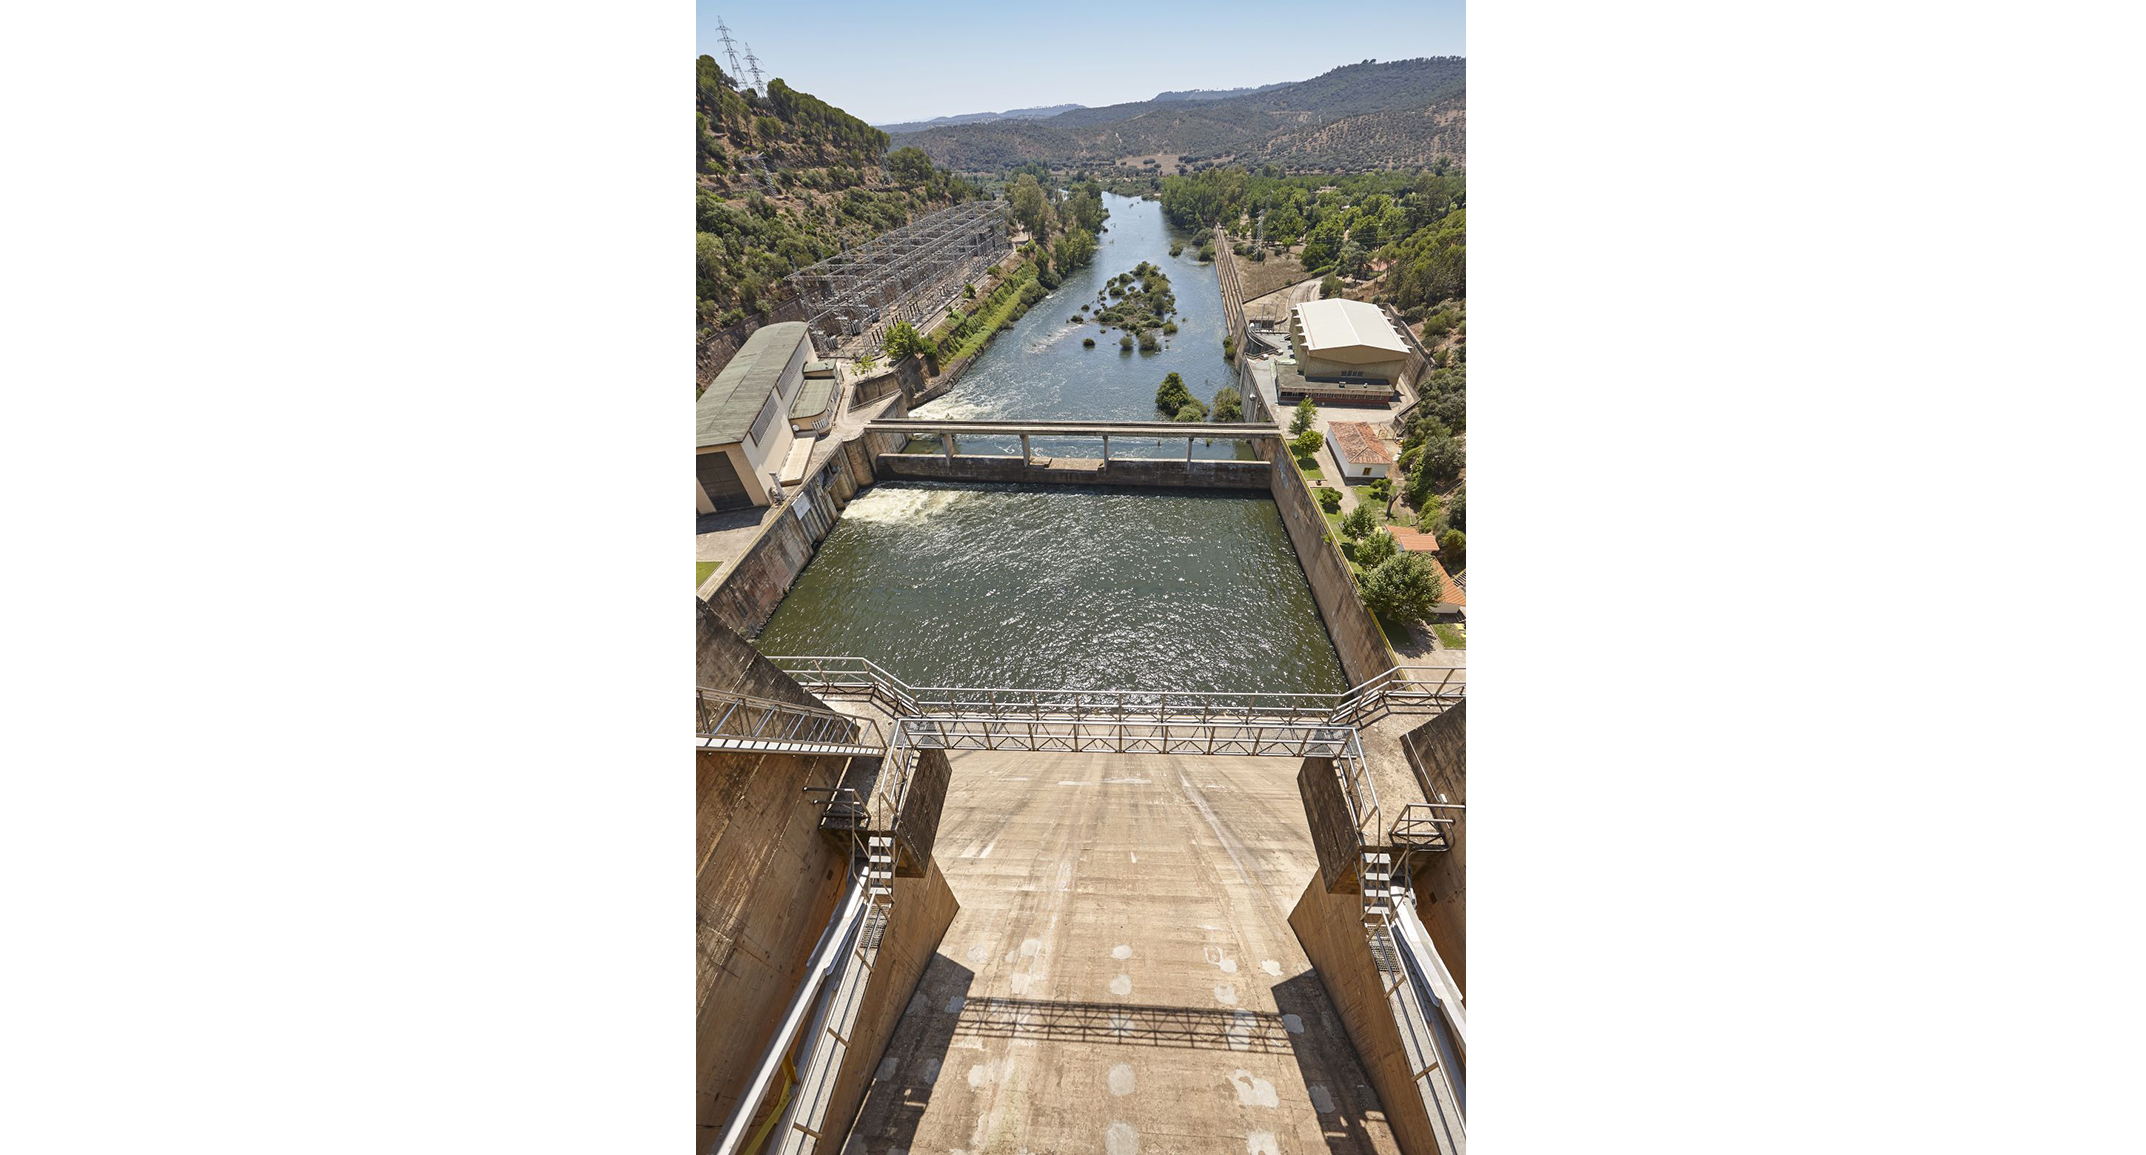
[1021,433,1032,465]
[1186,437,1194,462]
[942,430,957,460]
[1102,433,1111,463]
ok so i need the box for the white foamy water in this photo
[837,483,980,525]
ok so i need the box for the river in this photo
[752,194,1346,692]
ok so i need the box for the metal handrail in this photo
[695,686,881,750]
[764,656,1464,725]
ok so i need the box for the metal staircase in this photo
[695,687,883,757]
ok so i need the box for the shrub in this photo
[1320,274,1343,298]
[1156,371,1194,414]
[1169,243,1184,256]
[1119,335,1134,351]
[1197,242,1215,261]
[1341,503,1377,541]
[1361,553,1443,622]
[1356,527,1399,568]
[1163,321,1179,335]
[1446,485,1466,531]
[1174,402,1207,422]
[1083,337,1096,347]
[1367,477,1393,504]
[1439,529,1466,570]
[1210,387,1242,422]
[1137,330,1160,352]
[1316,487,1342,513]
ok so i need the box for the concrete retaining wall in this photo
[1298,755,1361,894]
[1290,877,1444,1155]
[1402,702,1466,995]
[701,421,912,639]
[1264,440,1399,685]
[694,615,856,1133]
[852,355,928,407]
[823,860,959,1151]
[876,452,1270,490]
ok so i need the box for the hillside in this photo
[696,56,980,335]
[875,104,1083,134]
[889,58,1466,173]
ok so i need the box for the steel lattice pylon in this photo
[784,200,1010,357]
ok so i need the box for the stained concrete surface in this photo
[840,751,1404,1154]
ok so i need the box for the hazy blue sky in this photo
[696,0,1464,126]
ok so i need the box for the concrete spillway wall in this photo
[874,451,1270,490]
[1263,439,1400,685]
[695,612,858,1135]
[1402,702,1467,995]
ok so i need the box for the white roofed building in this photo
[1283,298,1409,403]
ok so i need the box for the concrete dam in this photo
[699,193,1466,1154]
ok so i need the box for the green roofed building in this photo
[696,322,817,512]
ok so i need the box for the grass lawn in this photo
[1295,457,1325,483]
[696,560,719,587]
[1432,622,1467,649]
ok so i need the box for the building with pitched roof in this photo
[1325,421,1395,481]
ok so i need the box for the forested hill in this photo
[696,56,980,334]
[889,58,1465,173]
[874,104,1084,134]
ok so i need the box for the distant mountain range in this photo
[889,58,1466,173]
[873,104,1084,134]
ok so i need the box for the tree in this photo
[1438,529,1466,570]
[1341,503,1377,541]
[1174,402,1207,422]
[1156,372,1194,415]
[1316,487,1343,513]
[882,321,927,361]
[1361,552,1443,623]
[1290,397,1318,436]
[1319,274,1344,299]
[1291,429,1324,459]
[886,146,936,186]
[1010,173,1050,239]
[1446,485,1465,531]
[1367,476,1393,505]
[1356,527,1399,568]
[1054,227,1097,272]
[1210,387,1242,422]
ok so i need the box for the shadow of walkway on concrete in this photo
[840,952,973,1154]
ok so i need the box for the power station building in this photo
[696,322,817,513]
[1282,298,1410,403]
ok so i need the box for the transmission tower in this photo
[714,16,743,83]
[743,42,765,92]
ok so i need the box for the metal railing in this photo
[694,687,881,754]
[765,655,1464,726]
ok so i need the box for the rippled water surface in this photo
[754,483,1345,692]
[752,194,1342,691]
[914,192,1238,459]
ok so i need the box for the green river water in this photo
[752,194,1345,692]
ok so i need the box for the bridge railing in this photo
[768,655,1464,726]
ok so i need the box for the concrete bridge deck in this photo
[841,750,1404,1155]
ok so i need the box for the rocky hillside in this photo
[889,58,1465,173]
[696,56,980,333]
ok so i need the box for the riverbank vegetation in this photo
[928,259,1046,362]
